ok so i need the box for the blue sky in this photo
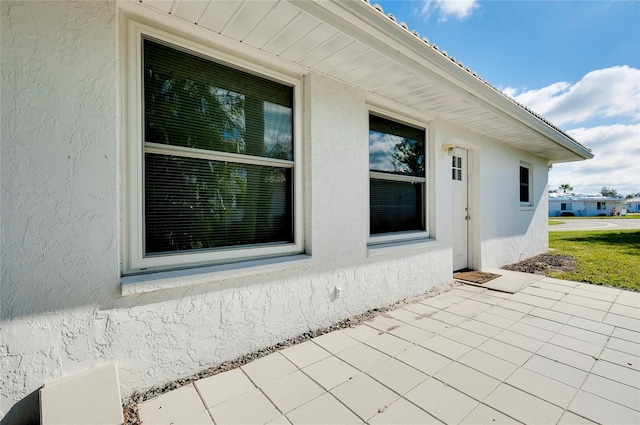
[375,0,640,196]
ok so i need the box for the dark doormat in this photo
[453,270,501,284]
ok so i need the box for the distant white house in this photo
[549,195,626,216]
[625,198,640,213]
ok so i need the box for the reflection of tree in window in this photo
[143,39,293,255]
[264,102,293,160]
[369,115,425,235]
[392,138,424,176]
[209,88,245,152]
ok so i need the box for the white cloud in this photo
[421,0,479,21]
[506,66,640,196]
[504,66,640,126]
[369,132,401,172]
[549,124,640,196]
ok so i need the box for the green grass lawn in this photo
[548,230,640,291]
[548,215,639,225]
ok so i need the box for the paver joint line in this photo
[193,380,217,424]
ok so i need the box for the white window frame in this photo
[519,162,533,207]
[122,19,303,273]
[560,203,572,211]
[367,108,429,246]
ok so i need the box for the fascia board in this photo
[291,0,593,161]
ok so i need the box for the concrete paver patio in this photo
[137,274,640,424]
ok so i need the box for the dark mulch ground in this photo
[502,253,576,275]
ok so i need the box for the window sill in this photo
[120,254,312,296]
[520,205,535,211]
[367,238,438,257]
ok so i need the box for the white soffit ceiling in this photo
[133,0,593,163]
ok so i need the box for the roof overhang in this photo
[126,0,593,163]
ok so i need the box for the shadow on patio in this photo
[132,273,640,425]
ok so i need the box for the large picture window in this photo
[369,114,426,236]
[127,37,300,271]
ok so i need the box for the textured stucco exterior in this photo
[432,121,549,270]
[2,1,556,421]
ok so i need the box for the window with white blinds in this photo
[369,114,426,236]
[128,37,299,270]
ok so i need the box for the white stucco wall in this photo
[434,122,550,270]
[1,1,555,421]
[584,200,625,216]
[1,2,455,419]
[549,200,587,217]
[2,1,120,420]
[479,145,549,268]
[585,201,605,216]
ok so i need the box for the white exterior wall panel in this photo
[434,122,549,270]
[1,1,554,419]
[478,147,549,269]
[549,200,587,217]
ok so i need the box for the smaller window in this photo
[519,163,532,205]
[369,114,426,236]
[597,202,606,210]
[561,203,572,211]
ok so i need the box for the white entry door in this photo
[452,148,469,271]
